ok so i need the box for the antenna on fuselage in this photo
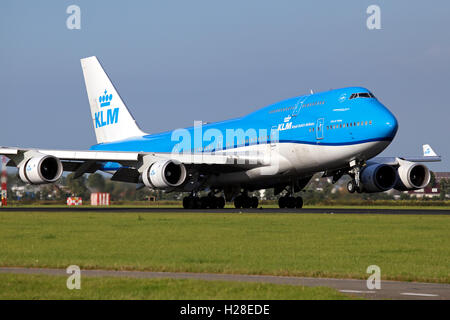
[310,89,314,94]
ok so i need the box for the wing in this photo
[0,146,268,183]
[369,144,441,166]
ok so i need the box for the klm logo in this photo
[278,116,292,131]
[95,90,119,128]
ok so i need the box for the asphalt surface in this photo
[0,267,448,300]
[0,207,449,215]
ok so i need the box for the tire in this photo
[187,197,198,209]
[242,196,251,209]
[347,180,356,193]
[200,196,210,209]
[234,196,242,209]
[295,196,303,209]
[209,197,218,209]
[195,197,202,209]
[217,197,225,209]
[286,196,296,209]
[183,196,189,209]
[278,196,286,208]
[251,196,258,208]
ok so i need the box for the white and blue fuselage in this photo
[90,87,398,188]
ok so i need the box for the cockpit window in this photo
[349,92,375,99]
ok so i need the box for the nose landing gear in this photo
[347,161,363,193]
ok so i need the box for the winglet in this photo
[423,144,438,157]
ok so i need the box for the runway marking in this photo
[400,292,439,297]
[339,290,376,294]
[1,267,449,300]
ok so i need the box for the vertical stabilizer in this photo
[81,56,146,144]
[423,144,437,157]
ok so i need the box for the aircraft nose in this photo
[380,108,398,139]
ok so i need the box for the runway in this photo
[0,267,448,300]
[0,207,449,215]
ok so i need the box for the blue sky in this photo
[0,0,448,170]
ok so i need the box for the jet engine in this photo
[360,163,397,193]
[394,161,431,191]
[142,160,187,189]
[18,155,63,184]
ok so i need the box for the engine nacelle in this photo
[142,160,187,189]
[19,155,63,185]
[394,161,431,191]
[361,163,397,193]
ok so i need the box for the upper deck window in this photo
[349,92,375,99]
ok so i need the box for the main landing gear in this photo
[183,194,226,209]
[278,195,303,209]
[277,182,303,208]
[234,194,258,209]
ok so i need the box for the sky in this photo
[0,0,448,170]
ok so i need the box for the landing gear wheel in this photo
[295,196,303,209]
[200,196,209,209]
[183,196,189,209]
[234,195,243,209]
[217,197,225,209]
[242,196,251,209]
[347,180,356,193]
[251,196,258,208]
[209,196,218,209]
[286,196,296,209]
[183,196,200,209]
[278,196,286,208]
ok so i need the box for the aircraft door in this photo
[316,118,324,140]
[292,95,308,117]
[270,125,278,148]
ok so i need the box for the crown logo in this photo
[99,90,113,108]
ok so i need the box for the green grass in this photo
[5,201,450,210]
[0,273,351,300]
[0,211,449,283]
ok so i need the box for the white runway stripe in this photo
[400,292,439,297]
[339,290,376,294]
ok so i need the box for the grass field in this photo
[0,211,449,284]
[5,204,450,210]
[0,273,352,300]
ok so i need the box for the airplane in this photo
[0,56,441,209]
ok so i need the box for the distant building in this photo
[434,172,450,182]
[408,186,441,198]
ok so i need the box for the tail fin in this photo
[80,56,146,144]
[423,144,438,157]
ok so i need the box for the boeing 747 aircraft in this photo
[0,57,441,209]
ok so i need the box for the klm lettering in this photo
[95,108,119,128]
[278,122,292,131]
